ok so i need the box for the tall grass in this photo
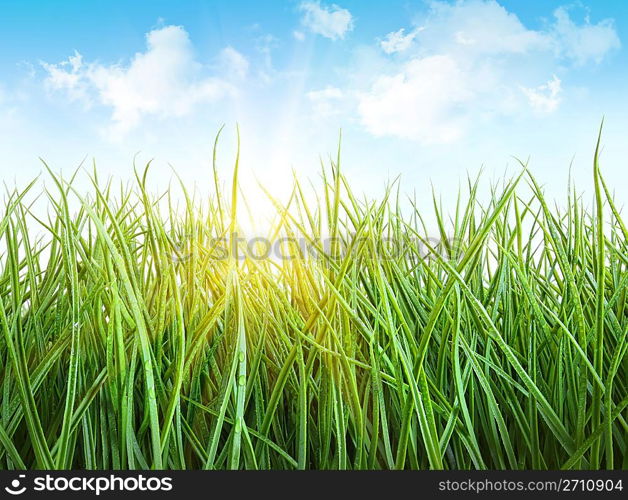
[0,134,626,470]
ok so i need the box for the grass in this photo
[0,131,626,470]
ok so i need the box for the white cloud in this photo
[417,0,551,56]
[42,51,91,104]
[299,1,354,40]
[521,75,562,114]
[551,6,620,65]
[307,86,344,117]
[252,33,280,83]
[359,56,472,143]
[293,30,306,41]
[218,46,249,79]
[354,1,620,143]
[380,27,423,54]
[42,25,234,136]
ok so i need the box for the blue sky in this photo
[1,0,626,212]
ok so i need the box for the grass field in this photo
[0,134,626,470]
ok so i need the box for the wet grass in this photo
[0,131,626,469]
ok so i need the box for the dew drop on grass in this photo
[238,375,246,386]
[235,419,242,434]
[238,351,245,362]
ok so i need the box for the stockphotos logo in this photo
[4,475,26,496]
[2,474,173,496]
